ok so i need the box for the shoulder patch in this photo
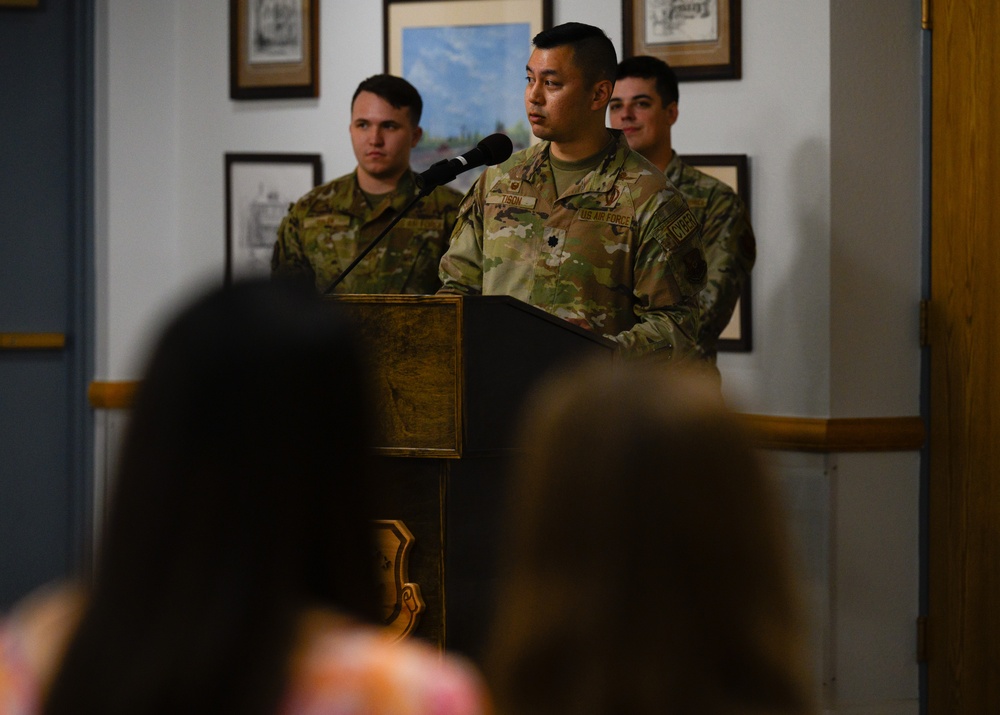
[682,247,708,285]
[666,209,699,242]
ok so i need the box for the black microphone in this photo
[416,133,514,190]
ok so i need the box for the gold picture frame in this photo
[383,0,552,192]
[230,0,319,100]
[623,0,741,81]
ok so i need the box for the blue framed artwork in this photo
[384,0,552,192]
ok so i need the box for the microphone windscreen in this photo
[477,133,514,165]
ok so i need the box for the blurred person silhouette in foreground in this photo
[486,359,815,715]
[0,279,490,715]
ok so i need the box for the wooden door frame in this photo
[927,0,1000,712]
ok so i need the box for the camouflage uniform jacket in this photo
[666,152,756,362]
[439,130,707,358]
[272,169,463,294]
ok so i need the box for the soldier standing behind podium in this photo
[438,23,707,360]
[609,55,756,363]
[272,74,463,294]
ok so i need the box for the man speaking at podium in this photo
[272,74,463,295]
[438,23,707,360]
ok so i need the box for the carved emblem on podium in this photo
[373,519,425,641]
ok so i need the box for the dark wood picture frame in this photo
[680,153,752,352]
[623,0,741,81]
[230,0,319,100]
[0,0,41,8]
[224,152,323,283]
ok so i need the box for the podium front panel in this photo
[333,296,462,456]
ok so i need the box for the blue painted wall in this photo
[0,0,94,608]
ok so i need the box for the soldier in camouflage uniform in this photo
[439,23,706,360]
[610,55,756,363]
[272,74,463,295]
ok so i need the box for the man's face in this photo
[524,45,599,144]
[349,90,422,183]
[608,75,677,157]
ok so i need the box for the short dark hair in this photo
[532,22,617,86]
[616,55,680,106]
[352,73,423,125]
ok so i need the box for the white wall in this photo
[94,2,924,713]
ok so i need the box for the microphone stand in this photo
[323,182,434,295]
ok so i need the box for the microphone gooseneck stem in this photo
[322,186,431,295]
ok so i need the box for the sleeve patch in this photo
[667,209,699,242]
[682,247,708,285]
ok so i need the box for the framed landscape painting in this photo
[384,0,552,192]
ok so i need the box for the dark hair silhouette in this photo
[487,359,815,715]
[532,22,618,87]
[352,73,424,125]
[44,280,381,715]
[616,54,680,106]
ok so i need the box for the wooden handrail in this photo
[0,333,66,350]
[87,381,138,409]
[87,381,926,452]
[741,414,926,452]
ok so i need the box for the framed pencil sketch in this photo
[623,0,741,81]
[680,153,752,352]
[384,0,552,192]
[225,153,322,283]
[230,0,319,99]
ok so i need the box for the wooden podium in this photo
[330,294,614,662]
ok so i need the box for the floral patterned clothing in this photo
[0,588,491,715]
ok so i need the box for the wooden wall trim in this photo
[87,381,925,452]
[87,381,138,409]
[0,333,66,350]
[742,414,926,452]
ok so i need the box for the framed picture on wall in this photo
[229,0,319,99]
[384,0,552,193]
[680,153,752,352]
[0,0,41,8]
[623,0,741,81]
[224,153,323,283]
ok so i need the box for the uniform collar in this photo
[346,169,420,217]
[516,129,632,199]
[665,150,684,184]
